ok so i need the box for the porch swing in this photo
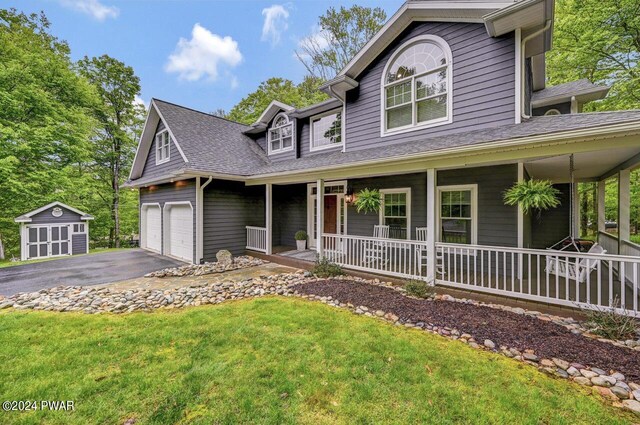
[545,154,607,283]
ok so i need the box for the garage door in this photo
[143,205,162,253]
[167,204,193,262]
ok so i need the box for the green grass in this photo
[0,248,132,268]
[0,298,635,424]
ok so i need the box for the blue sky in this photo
[12,0,404,113]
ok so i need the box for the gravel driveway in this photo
[0,249,183,297]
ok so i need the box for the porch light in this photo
[345,186,355,204]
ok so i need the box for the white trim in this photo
[152,100,189,163]
[380,35,453,137]
[266,184,273,255]
[140,203,162,254]
[517,163,524,248]
[71,223,87,234]
[378,188,412,240]
[155,130,171,165]
[14,201,94,222]
[163,201,194,263]
[309,108,344,152]
[196,176,212,263]
[426,169,436,284]
[254,100,295,125]
[436,184,478,245]
[514,28,522,124]
[23,224,73,260]
[307,180,347,248]
[544,108,561,116]
[267,112,295,156]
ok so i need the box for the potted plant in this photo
[503,179,561,216]
[353,188,382,214]
[294,230,308,251]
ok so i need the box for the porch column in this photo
[618,169,631,252]
[265,183,272,255]
[597,179,606,238]
[426,169,436,285]
[572,184,580,238]
[517,163,524,248]
[316,179,324,257]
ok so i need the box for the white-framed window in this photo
[72,223,86,234]
[379,188,411,239]
[155,130,171,164]
[544,108,561,116]
[310,109,343,152]
[437,185,477,245]
[381,35,452,136]
[268,113,294,155]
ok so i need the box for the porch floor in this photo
[275,247,317,262]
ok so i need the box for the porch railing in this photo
[599,231,619,255]
[246,226,267,253]
[322,234,429,280]
[436,242,640,317]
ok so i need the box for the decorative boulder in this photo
[216,250,233,265]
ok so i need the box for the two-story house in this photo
[126,0,640,315]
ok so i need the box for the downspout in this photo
[520,20,552,120]
[328,85,347,153]
[197,176,213,263]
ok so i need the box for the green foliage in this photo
[403,279,435,299]
[296,5,387,80]
[353,188,381,214]
[584,297,639,340]
[503,180,561,215]
[227,76,328,124]
[311,256,343,278]
[294,230,308,241]
[547,0,640,111]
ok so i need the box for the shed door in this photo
[50,225,70,256]
[143,206,162,253]
[167,205,193,263]
[27,226,49,259]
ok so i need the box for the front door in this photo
[324,195,338,234]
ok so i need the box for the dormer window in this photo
[268,113,294,155]
[155,130,170,164]
[382,35,452,135]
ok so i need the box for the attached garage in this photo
[15,202,93,261]
[141,204,162,253]
[164,202,193,262]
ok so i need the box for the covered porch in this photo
[245,144,640,316]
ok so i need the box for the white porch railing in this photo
[322,234,429,280]
[599,231,619,255]
[436,242,640,317]
[246,226,267,253]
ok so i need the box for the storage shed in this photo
[14,202,94,261]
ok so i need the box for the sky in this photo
[10,0,404,113]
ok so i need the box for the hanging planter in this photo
[503,179,561,215]
[353,188,382,214]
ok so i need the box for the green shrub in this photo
[403,279,434,299]
[584,298,639,340]
[503,179,561,215]
[354,188,381,214]
[311,256,343,278]
[294,230,308,241]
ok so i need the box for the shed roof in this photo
[15,202,94,223]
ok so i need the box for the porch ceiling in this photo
[524,147,640,182]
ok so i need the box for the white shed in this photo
[14,202,94,261]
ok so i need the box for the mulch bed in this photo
[294,279,640,382]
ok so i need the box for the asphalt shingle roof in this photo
[138,100,640,180]
[532,79,608,103]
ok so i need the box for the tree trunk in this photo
[113,139,121,249]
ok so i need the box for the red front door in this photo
[324,195,338,234]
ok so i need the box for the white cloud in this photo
[230,76,239,90]
[165,24,243,82]
[59,0,119,21]
[261,4,290,46]
[133,95,147,109]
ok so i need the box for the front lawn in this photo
[0,298,634,424]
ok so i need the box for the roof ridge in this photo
[531,109,640,117]
[152,98,250,128]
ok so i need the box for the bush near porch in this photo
[0,298,635,424]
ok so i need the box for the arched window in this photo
[544,108,561,116]
[268,113,294,154]
[382,36,452,134]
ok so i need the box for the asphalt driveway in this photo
[0,249,184,297]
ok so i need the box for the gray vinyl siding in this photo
[29,206,82,224]
[273,184,307,247]
[437,164,518,247]
[71,234,87,255]
[347,173,427,240]
[345,22,516,151]
[139,179,197,262]
[202,180,265,259]
[533,102,572,116]
[531,184,570,249]
[140,120,186,179]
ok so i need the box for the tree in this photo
[547,0,640,111]
[0,9,98,257]
[78,55,144,248]
[296,5,387,80]
[227,76,328,124]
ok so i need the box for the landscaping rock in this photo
[484,339,495,349]
[552,358,570,370]
[580,369,599,379]
[216,250,233,265]
[611,386,630,400]
[623,400,640,416]
[591,376,614,387]
[574,377,592,386]
[145,255,266,278]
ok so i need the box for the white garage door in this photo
[167,204,193,262]
[143,205,162,253]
